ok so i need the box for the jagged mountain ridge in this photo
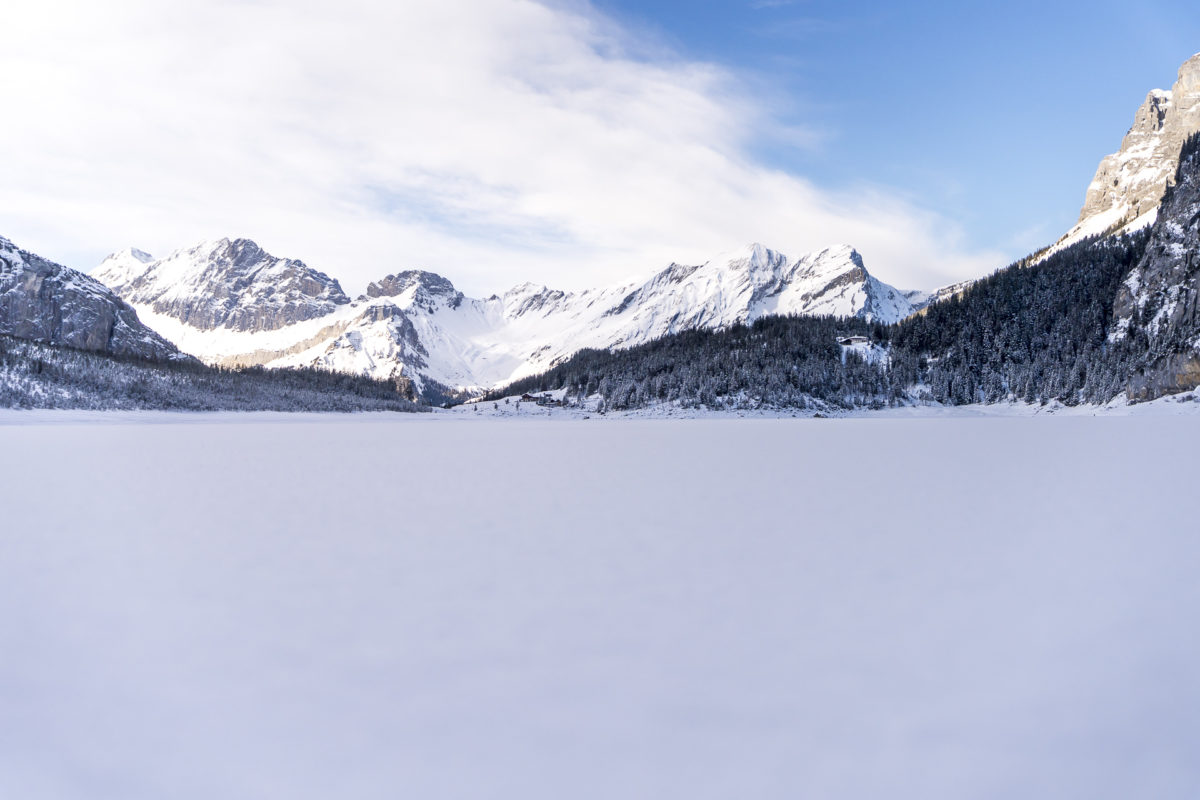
[94,238,350,333]
[1055,52,1200,251]
[93,241,926,396]
[0,235,180,361]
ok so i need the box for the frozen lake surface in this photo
[2,414,1199,799]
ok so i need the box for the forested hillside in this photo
[488,315,892,411]
[0,335,427,412]
[888,232,1150,405]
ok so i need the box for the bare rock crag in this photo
[0,236,180,360]
[1064,53,1200,247]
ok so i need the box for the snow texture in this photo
[2,413,1200,799]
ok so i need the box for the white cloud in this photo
[0,0,1004,295]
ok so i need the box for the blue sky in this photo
[591,0,1200,253]
[2,0,1198,294]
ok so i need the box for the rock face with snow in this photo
[366,271,462,306]
[601,244,917,336]
[1058,52,1200,249]
[1112,133,1200,400]
[94,238,350,333]
[92,240,921,398]
[0,235,180,360]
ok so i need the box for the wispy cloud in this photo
[0,0,1001,295]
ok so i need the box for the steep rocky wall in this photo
[0,236,180,361]
[1060,53,1200,249]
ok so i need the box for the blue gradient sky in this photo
[591,0,1200,253]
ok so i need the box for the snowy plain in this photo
[2,409,1200,799]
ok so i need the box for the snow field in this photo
[1,416,1199,799]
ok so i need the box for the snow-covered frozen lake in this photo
[2,413,1199,799]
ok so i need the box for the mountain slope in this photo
[0,333,425,411]
[1,235,179,360]
[1110,132,1200,399]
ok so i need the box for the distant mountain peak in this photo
[366,270,459,300]
[714,242,786,271]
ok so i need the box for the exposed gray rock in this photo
[94,238,350,332]
[364,270,463,311]
[1069,53,1200,244]
[1127,351,1200,402]
[0,235,180,360]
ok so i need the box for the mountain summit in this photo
[1057,52,1200,249]
[94,238,350,333]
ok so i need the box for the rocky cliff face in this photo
[94,238,350,332]
[0,236,180,360]
[366,271,461,303]
[1058,53,1200,249]
[1112,133,1200,400]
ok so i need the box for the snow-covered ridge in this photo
[92,239,926,396]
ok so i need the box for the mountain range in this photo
[93,240,930,399]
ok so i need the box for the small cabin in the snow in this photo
[520,392,563,406]
[837,335,870,346]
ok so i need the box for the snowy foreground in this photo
[2,412,1200,799]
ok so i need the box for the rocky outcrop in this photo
[364,270,463,312]
[1059,52,1200,249]
[366,270,457,300]
[94,238,350,332]
[1127,351,1200,402]
[1112,133,1200,400]
[0,235,180,360]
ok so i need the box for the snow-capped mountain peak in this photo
[92,237,350,333]
[366,270,460,301]
[94,246,156,289]
[364,270,464,313]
